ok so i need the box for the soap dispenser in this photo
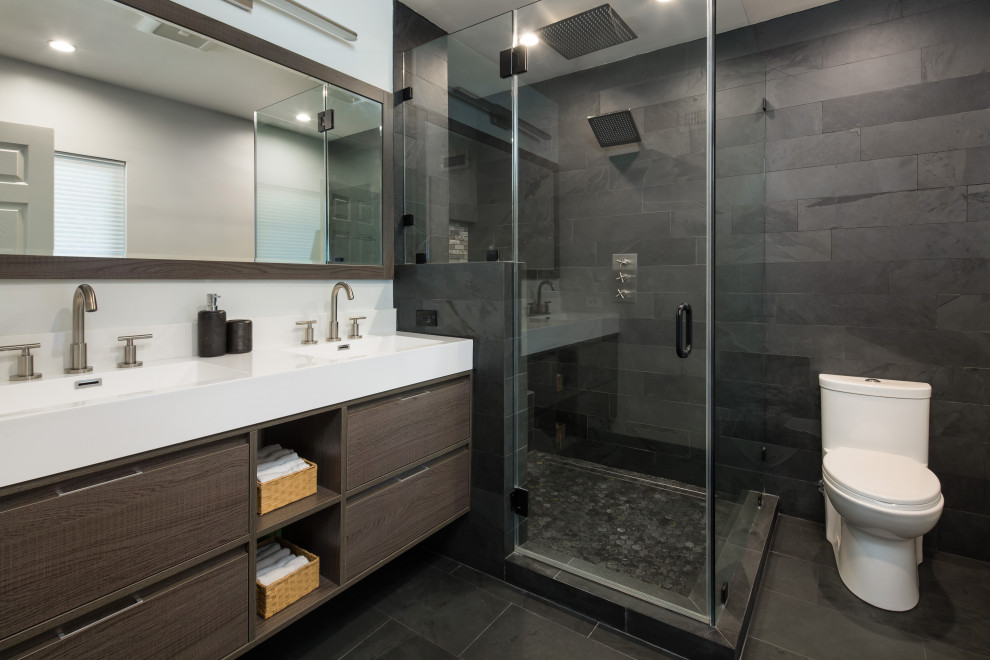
[198,293,226,357]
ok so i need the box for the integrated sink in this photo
[284,334,444,361]
[0,360,247,418]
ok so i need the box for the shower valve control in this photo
[612,253,637,303]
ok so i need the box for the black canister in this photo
[197,293,226,357]
[226,319,253,354]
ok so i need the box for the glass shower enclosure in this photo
[400,0,769,627]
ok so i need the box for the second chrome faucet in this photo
[328,281,354,342]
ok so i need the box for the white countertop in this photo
[0,332,472,489]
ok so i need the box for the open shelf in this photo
[256,486,341,537]
[254,575,339,640]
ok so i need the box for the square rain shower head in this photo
[535,4,637,61]
[588,110,641,148]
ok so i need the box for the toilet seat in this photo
[823,448,941,509]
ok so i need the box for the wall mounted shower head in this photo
[588,110,641,148]
[534,4,637,60]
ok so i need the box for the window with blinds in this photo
[53,153,126,257]
[255,183,325,263]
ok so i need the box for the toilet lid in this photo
[823,448,941,506]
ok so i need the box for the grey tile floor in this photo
[244,515,990,660]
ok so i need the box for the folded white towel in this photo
[257,552,298,577]
[257,451,299,473]
[258,555,309,586]
[256,543,282,560]
[256,547,290,571]
[258,458,310,483]
[257,444,283,460]
[257,450,295,471]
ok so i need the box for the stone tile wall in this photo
[717,0,990,560]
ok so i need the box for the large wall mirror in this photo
[0,0,392,278]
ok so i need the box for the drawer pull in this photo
[396,465,429,482]
[57,596,143,640]
[399,390,431,402]
[56,469,143,496]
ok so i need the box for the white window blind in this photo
[53,153,125,257]
[256,183,325,263]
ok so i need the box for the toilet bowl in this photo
[819,375,944,612]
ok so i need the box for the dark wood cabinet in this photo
[346,378,470,491]
[0,440,249,641]
[0,371,471,660]
[344,449,470,581]
[18,553,248,660]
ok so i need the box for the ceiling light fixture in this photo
[520,33,539,47]
[48,40,76,53]
[296,113,312,122]
[656,0,673,3]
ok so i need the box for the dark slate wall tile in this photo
[923,38,990,82]
[823,73,990,132]
[862,108,990,159]
[889,259,990,294]
[831,222,990,261]
[765,50,922,109]
[797,187,967,231]
[920,147,990,188]
[765,130,860,172]
[765,156,917,202]
[766,103,823,141]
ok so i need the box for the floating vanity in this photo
[0,332,473,659]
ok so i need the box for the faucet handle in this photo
[347,316,366,340]
[296,320,318,345]
[117,334,152,369]
[0,343,42,381]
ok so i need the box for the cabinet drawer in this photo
[18,553,248,660]
[0,441,249,641]
[344,449,469,581]
[346,378,470,491]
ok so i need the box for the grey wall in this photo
[394,262,516,576]
[716,0,990,561]
[0,54,255,261]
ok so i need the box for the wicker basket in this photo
[257,457,317,515]
[256,537,320,619]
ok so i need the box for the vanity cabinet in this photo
[346,378,471,491]
[345,449,470,581]
[0,371,471,660]
[17,553,248,660]
[0,439,249,641]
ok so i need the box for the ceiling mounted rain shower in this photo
[534,4,638,60]
[587,110,641,148]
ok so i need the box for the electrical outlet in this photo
[585,296,602,309]
[415,309,438,326]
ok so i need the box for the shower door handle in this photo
[676,303,692,358]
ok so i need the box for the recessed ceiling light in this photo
[520,33,539,47]
[48,40,76,53]
[295,113,311,122]
[656,0,672,3]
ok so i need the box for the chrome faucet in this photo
[66,284,98,373]
[328,281,354,342]
[529,280,556,316]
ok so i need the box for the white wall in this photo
[0,280,395,376]
[0,56,256,262]
[172,0,393,92]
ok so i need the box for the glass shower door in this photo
[511,0,712,620]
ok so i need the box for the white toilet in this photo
[819,374,944,612]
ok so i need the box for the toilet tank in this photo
[819,374,932,464]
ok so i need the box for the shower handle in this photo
[676,303,693,358]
